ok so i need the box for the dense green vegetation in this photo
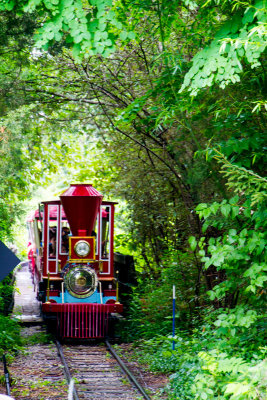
[0,275,22,359]
[0,0,266,398]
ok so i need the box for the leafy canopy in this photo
[180,0,267,95]
[0,0,135,58]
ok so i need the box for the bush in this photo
[0,273,15,315]
[130,306,267,399]
[120,292,173,341]
[120,250,201,341]
[193,351,267,400]
[130,334,201,399]
[0,315,22,357]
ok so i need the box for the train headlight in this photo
[64,265,97,298]
[74,240,90,257]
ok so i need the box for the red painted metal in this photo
[43,302,123,314]
[103,289,116,297]
[56,303,111,338]
[109,204,115,277]
[60,184,103,236]
[47,290,60,297]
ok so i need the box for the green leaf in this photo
[5,0,15,11]
[128,31,136,40]
[196,203,208,211]
[212,253,224,266]
[189,236,197,251]
[229,195,239,205]
[221,204,231,217]
[119,31,128,41]
[210,202,219,215]
[228,229,237,236]
[72,43,82,59]
[231,206,239,218]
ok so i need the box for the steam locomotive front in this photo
[59,184,101,302]
[39,184,123,339]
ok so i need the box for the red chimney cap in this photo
[61,184,102,197]
[60,184,103,236]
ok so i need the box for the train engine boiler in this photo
[27,184,123,339]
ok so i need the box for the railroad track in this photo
[55,340,151,400]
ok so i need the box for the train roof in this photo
[26,202,115,222]
[26,205,67,222]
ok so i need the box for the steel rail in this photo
[55,340,80,400]
[56,339,151,400]
[3,354,11,396]
[105,340,151,400]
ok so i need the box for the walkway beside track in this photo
[12,261,43,322]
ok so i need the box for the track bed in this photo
[7,325,150,399]
[59,343,142,399]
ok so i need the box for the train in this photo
[27,183,131,339]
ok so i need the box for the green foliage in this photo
[194,196,267,306]
[120,250,202,341]
[0,0,133,58]
[180,0,267,95]
[21,331,53,345]
[126,335,201,399]
[130,305,267,399]
[211,149,267,205]
[207,307,266,356]
[0,201,13,240]
[0,274,22,360]
[0,106,48,238]
[193,351,267,400]
[0,315,22,357]
[0,273,14,315]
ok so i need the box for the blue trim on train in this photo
[47,289,116,304]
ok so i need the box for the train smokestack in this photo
[60,184,103,236]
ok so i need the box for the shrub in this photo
[130,306,267,400]
[0,315,22,357]
[121,250,201,341]
[0,273,15,315]
[192,351,267,400]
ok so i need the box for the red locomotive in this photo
[27,184,123,339]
